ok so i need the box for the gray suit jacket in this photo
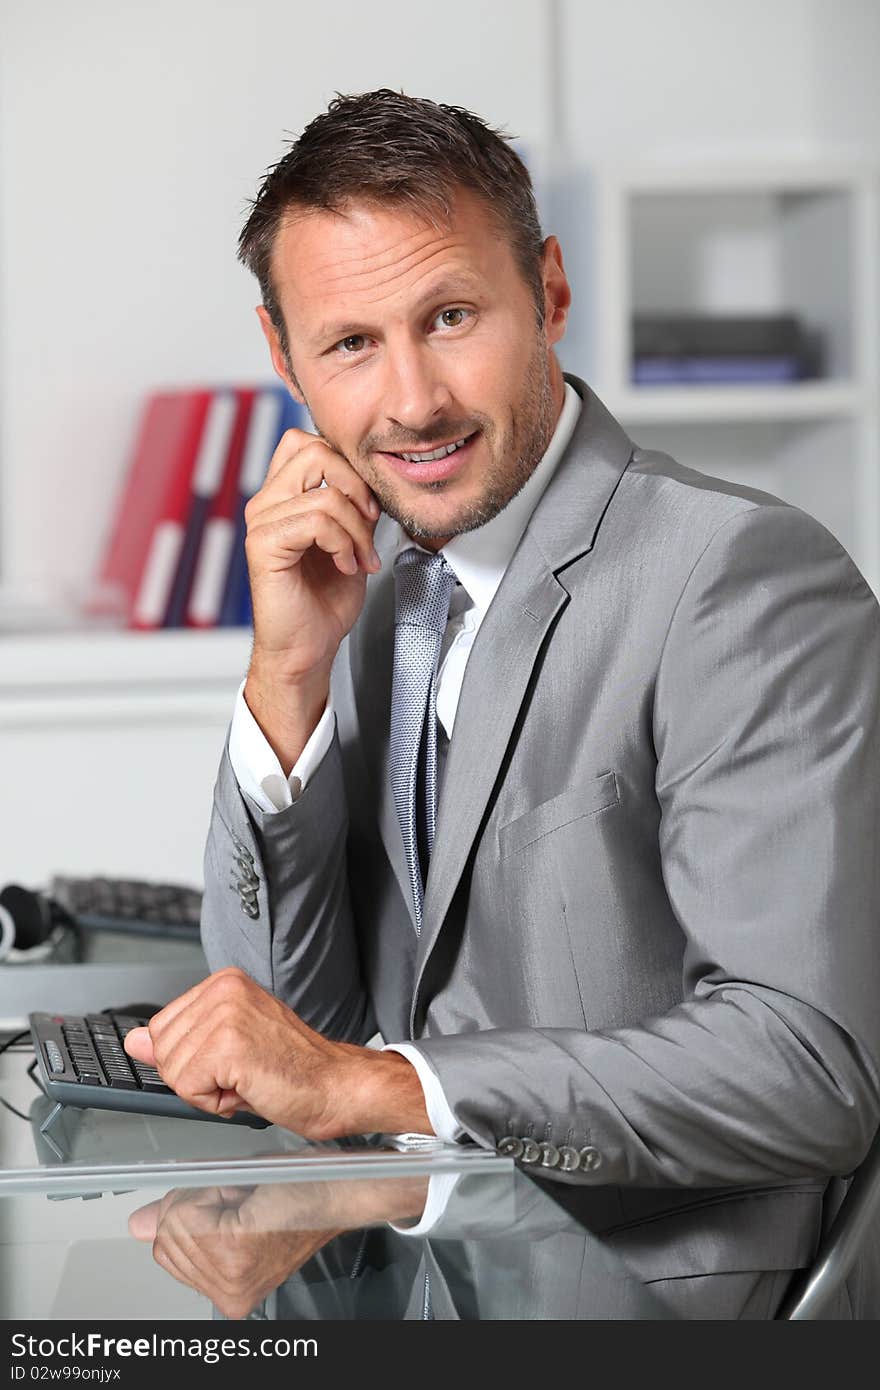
[202,375,880,1297]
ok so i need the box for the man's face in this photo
[259,187,570,546]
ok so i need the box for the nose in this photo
[382,335,454,440]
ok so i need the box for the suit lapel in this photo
[411,379,635,1027]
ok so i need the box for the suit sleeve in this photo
[411,504,880,1185]
[200,726,376,1045]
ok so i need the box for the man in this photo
[126,90,880,1317]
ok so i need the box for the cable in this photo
[0,1097,30,1121]
[0,1028,33,1122]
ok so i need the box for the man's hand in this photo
[243,429,382,773]
[123,967,432,1139]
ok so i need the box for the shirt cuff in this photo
[387,1173,463,1237]
[382,1042,466,1144]
[228,678,335,813]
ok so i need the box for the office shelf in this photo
[591,160,880,595]
[609,381,864,425]
[0,627,252,727]
[0,627,252,695]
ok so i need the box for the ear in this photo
[540,236,571,347]
[256,306,306,405]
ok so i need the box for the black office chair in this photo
[776,1124,880,1318]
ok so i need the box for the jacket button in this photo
[538,1142,560,1168]
[578,1146,603,1172]
[497,1135,524,1159]
[557,1145,580,1172]
[520,1138,541,1164]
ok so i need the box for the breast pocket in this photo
[498,772,620,859]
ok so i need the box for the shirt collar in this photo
[392,380,581,616]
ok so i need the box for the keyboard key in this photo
[132,1064,164,1079]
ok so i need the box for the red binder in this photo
[91,390,213,628]
[186,388,257,627]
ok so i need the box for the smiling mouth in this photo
[385,431,477,462]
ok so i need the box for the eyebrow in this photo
[309,275,484,348]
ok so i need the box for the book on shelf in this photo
[631,313,823,384]
[159,389,240,629]
[632,356,806,384]
[217,387,308,628]
[89,389,214,628]
[185,388,256,628]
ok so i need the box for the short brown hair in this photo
[238,89,546,370]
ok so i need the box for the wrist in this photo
[322,1045,433,1141]
[243,664,331,775]
[246,655,331,711]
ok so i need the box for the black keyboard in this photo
[29,1011,270,1128]
[50,875,203,939]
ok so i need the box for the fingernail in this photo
[370,548,381,569]
[369,498,381,519]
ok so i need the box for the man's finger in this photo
[123,1026,155,1067]
[263,427,322,482]
[128,1200,162,1241]
[246,497,379,576]
[139,1004,246,1115]
[263,431,378,520]
[134,968,252,1058]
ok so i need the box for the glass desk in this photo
[0,1038,672,1321]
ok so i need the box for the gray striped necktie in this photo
[390,547,457,935]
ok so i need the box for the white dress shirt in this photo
[229,382,581,1142]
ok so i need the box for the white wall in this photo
[561,0,879,156]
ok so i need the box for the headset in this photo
[0,884,80,963]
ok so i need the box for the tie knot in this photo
[393,548,457,633]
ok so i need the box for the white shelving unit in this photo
[0,628,253,728]
[0,628,253,885]
[591,161,880,597]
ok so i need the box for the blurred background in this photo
[1,0,878,887]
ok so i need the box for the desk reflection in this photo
[128,1176,430,1320]
[128,1168,672,1321]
